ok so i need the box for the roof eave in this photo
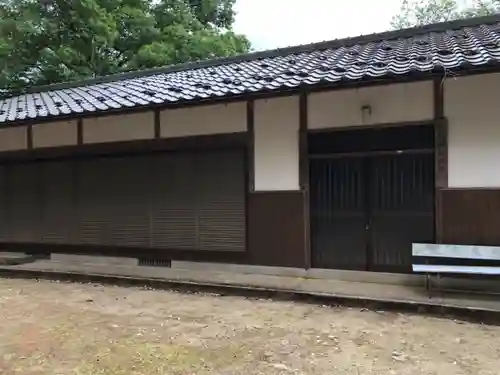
[3,64,499,128]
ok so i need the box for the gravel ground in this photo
[0,278,499,375]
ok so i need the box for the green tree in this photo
[391,0,500,29]
[0,0,250,94]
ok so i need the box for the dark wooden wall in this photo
[440,188,500,245]
[247,191,307,268]
[6,190,309,268]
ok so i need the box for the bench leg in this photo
[425,273,432,298]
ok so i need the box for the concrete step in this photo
[0,252,43,266]
[50,253,138,266]
[2,260,500,316]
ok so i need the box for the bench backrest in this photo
[412,243,500,261]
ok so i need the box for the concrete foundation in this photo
[2,259,500,314]
[171,261,424,286]
[50,254,138,266]
[0,252,42,266]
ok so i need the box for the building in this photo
[0,15,499,274]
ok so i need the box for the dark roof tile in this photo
[2,16,500,124]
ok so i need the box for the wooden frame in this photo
[154,110,161,139]
[433,75,448,244]
[0,132,248,164]
[306,122,436,273]
[299,92,310,269]
[306,119,436,134]
[309,149,434,159]
[77,118,83,145]
[26,125,33,150]
[246,100,255,192]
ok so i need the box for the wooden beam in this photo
[299,92,311,269]
[246,100,255,192]
[433,75,447,244]
[0,132,247,163]
[154,110,161,139]
[299,92,309,190]
[433,75,444,119]
[77,118,83,145]
[27,125,33,150]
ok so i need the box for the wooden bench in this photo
[412,243,500,296]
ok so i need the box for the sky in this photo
[233,0,403,51]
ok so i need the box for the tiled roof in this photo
[2,15,500,124]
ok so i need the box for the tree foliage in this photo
[0,0,250,93]
[391,0,500,29]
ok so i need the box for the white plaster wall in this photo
[160,102,246,138]
[254,96,299,191]
[446,73,500,188]
[83,112,154,144]
[33,120,78,148]
[308,81,433,129]
[0,126,27,151]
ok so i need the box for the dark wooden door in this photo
[369,152,435,272]
[310,157,367,270]
[309,125,435,273]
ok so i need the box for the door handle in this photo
[365,219,371,230]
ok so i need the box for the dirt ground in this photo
[0,279,499,375]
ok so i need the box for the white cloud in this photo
[234,0,402,50]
